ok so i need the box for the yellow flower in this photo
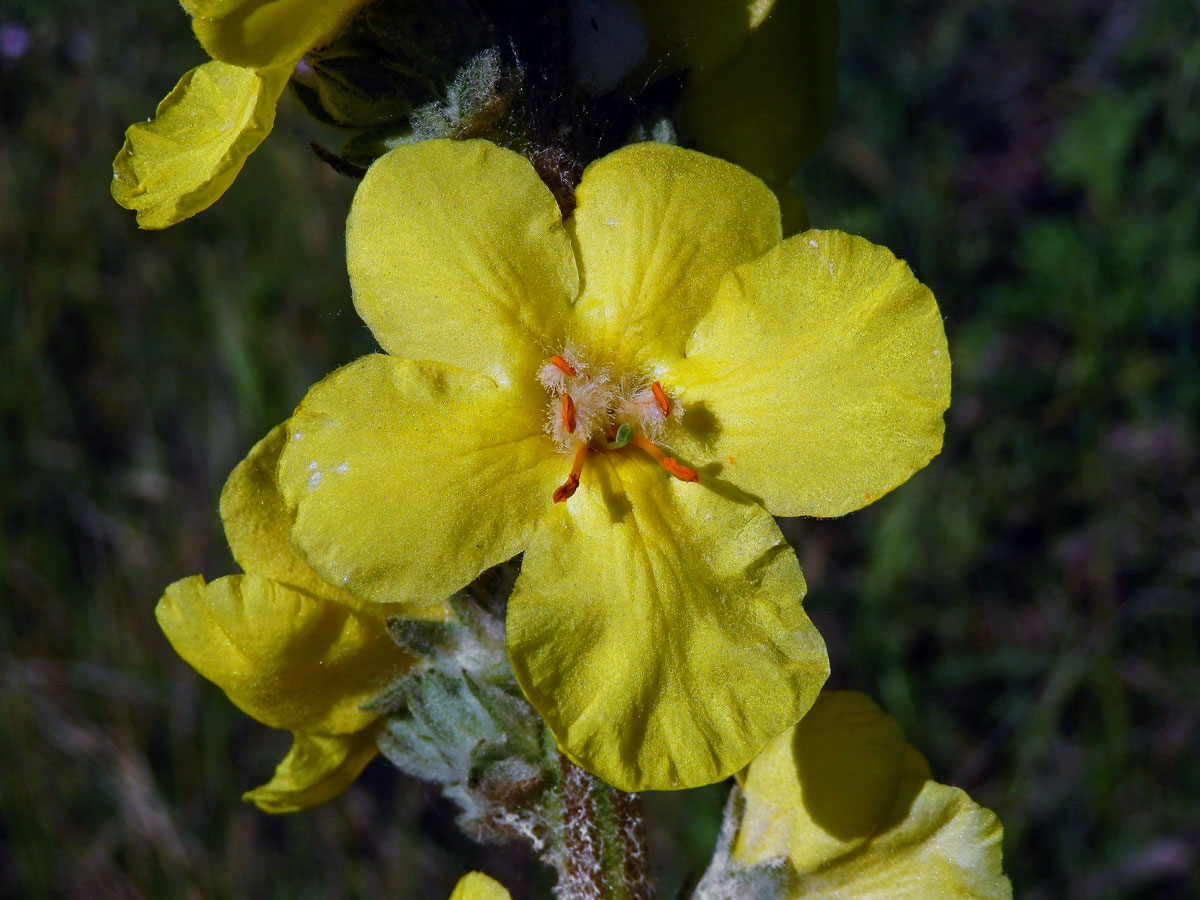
[735,691,1012,899]
[273,139,950,791]
[449,872,512,900]
[112,0,367,229]
[156,424,433,812]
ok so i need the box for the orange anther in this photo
[663,457,700,482]
[553,475,580,503]
[561,393,577,433]
[632,436,699,483]
[553,444,589,503]
[549,355,578,377]
[651,381,670,417]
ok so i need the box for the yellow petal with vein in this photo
[184,0,368,69]
[676,229,950,518]
[220,423,353,604]
[569,143,780,372]
[156,574,410,735]
[736,691,1011,899]
[508,452,827,791]
[111,61,288,229]
[243,729,379,814]
[277,354,562,607]
[348,140,577,387]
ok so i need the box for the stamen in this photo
[553,444,589,503]
[632,436,698,483]
[651,381,670,417]
[549,355,578,377]
[561,393,577,433]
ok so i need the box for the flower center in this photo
[538,346,698,502]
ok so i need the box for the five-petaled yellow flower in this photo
[156,424,437,812]
[112,0,366,229]
[269,138,950,791]
[735,691,1012,899]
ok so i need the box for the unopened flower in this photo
[632,0,779,75]
[157,425,439,812]
[112,0,366,229]
[577,0,835,233]
[677,0,839,234]
[449,872,512,900]
[734,691,1012,899]
[272,139,950,791]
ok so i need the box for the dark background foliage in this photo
[1,0,1197,897]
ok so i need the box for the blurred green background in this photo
[2,0,1197,897]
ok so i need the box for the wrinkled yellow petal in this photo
[278,354,562,607]
[735,691,918,869]
[634,0,775,72]
[243,729,379,814]
[111,61,289,229]
[680,0,839,236]
[219,422,353,603]
[507,452,828,792]
[184,0,368,69]
[569,143,780,372]
[736,691,1011,900]
[348,140,578,387]
[156,573,411,735]
[449,872,514,900]
[676,229,950,518]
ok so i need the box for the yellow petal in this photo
[156,573,411,734]
[277,354,563,606]
[184,0,368,69]
[507,452,828,792]
[111,61,289,229]
[676,229,951,518]
[679,0,839,236]
[243,729,379,814]
[220,422,352,604]
[569,143,780,372]
[347,140,578,387]
[449,872,514,900]
[736,691,1011,900]
[735,691,915,869]
[634,0,776,72]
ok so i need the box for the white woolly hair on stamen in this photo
[537,342,588,395]
[537,361,569,394]
[547,370,616,451]
[614,378,680,444]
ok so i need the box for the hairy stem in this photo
[613,789,653,900]
[559,754,604,900]
[554,753,655,900]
